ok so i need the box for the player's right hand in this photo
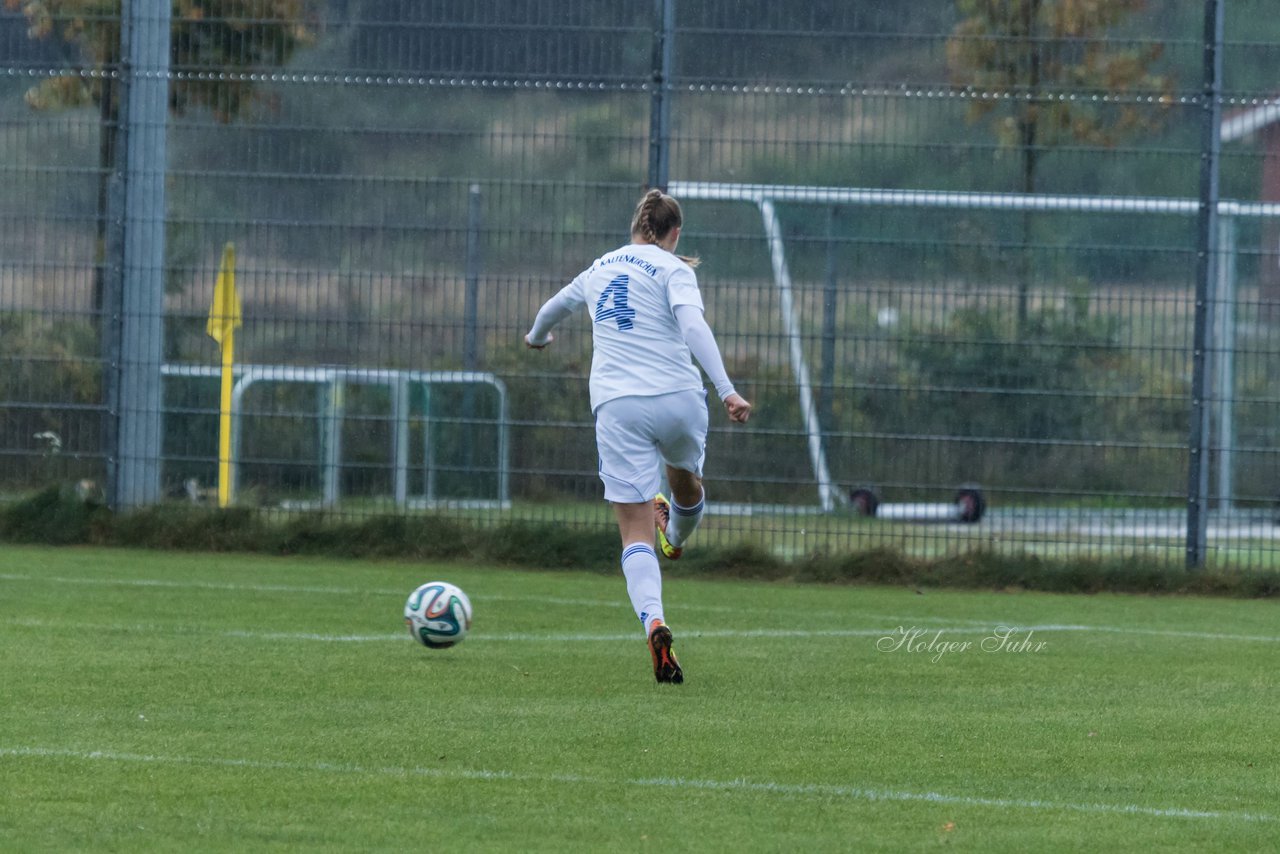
[724,393,752,423]
[525,332,554,349]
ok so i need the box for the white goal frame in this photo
[670,180,1280,514]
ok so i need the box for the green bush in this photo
[899,300,1125,445]
[274,512,470,559]
[885,297,1187,495]
[478,521,618,570]
[0,484,105,545]
[0,314,102,491]
[107,504,267,552]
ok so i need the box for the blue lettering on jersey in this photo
[600,253,660,277]
[594,274,636,331]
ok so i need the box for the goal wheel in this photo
[954,484,986,524]
[848,486,880,517]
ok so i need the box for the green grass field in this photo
[2,545,1277,852]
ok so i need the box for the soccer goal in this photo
[162,364,510,510]
[670,180,1280,517]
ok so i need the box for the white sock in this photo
[621,542,663,635]
[666,490,705,548]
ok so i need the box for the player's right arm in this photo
[525,270,589,348]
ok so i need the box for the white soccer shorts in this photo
[594,389,708,504]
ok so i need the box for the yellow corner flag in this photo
[207,243,240,508]
[207,242,241,345]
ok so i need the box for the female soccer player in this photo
[524,189,751,684]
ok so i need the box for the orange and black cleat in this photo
[648,619,684,684]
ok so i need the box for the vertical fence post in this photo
[322,376,344,507]
[392,375,410,509]
[461,184,482,481]
[1214,216,1238,514]
[647,0,675,191]
[108,0,171,510]
[463,184,482,372]
[1187,0,1225,568]
[101,175,124,509]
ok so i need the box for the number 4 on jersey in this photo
[594,274,636,331]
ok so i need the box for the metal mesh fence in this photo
[3,0,1280,567]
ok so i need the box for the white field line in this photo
[4,572,1278,644]
[6,615,1280,646]
[0,572,402,597]
[3,617,969,644]
[0,571,1000,625]
[1011,624,1280,644]
[0,745,1272,825]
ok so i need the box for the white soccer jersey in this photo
[555,243,706,411]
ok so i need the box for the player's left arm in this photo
[674,303,751,423]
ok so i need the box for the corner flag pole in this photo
[206,243,242,508]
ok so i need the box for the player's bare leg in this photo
[658,465,705,556]
[615,501,683,684]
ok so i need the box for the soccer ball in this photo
[404,581,473,648]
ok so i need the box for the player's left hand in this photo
[525,332,554,349]
[724,393,752,423]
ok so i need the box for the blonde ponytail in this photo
[630,189,665,245]
[630,189,699,266]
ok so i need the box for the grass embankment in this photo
[2,484,1278,598]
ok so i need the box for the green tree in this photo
[5,0,315,309]
[900,300,1125,442]
[946,0,1172,327]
